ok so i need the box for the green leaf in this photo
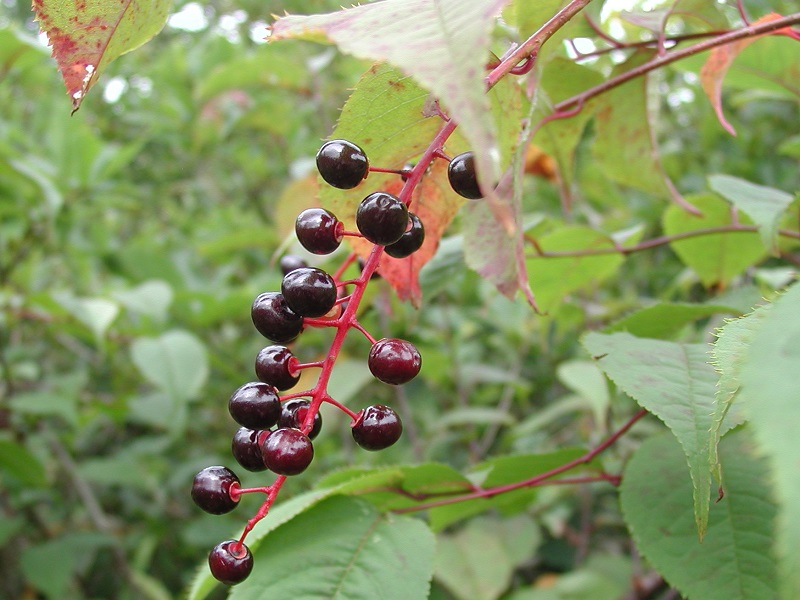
[0,515,25,546]
[604,302,740,339]
[582,332,718,538]
[434,515,540,600]
[130,330,208,403]
[51,292,120,344]
[663,193,765,287]
[111,279,173,322]
[505,554,631,600]
[708,174,794,254]
[525,226,627,313]
[9,157,63,214]
[533,58,603,185]
[20,532,115,598]
[738,281,800,599]
[556,360,609,428]
[230,496,435,600]
[707,303,771,491]
[0,439,47,487]
[33,0,171,111]
[591,50,673,199]
[620,430,778,600]
[9,389,79,427]
[271,0,512,187]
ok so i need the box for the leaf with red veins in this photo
[700,13,798,136]
[32,0,170,112]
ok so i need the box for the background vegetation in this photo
[1,0,798,598]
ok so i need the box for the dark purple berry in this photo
[448,151,482,199]
[281,267,338,318]
[295,208,343,255]
[191,466,240,514]
[351,405,403,451]
[251,291,303,343]
[384,212,425,258]
[279,254,308,275]
[356,192,409,246]
[260,428,314,475]
[208,540,253,585]
[228,382,282,430]
[231,427,267,472]
[368,338,422,385]
[255,345,300,391]
[278,398,322,440]
[316,139,369,189]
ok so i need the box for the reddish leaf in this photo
[348,162,464,306]
[33,0,170,111]
[700,13,797,135]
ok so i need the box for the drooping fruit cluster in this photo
[191,138,431,586]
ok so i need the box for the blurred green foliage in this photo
[0,0,798,598]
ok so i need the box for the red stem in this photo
[394,409,648,514]
[526,225,800,259]
[553,13,800,114]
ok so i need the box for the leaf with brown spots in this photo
[33,0,170,112]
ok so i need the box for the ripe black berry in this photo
[278,398,322,440]
[448,151,482,199]
[368,338,422,385]
[279,254,308,275]
[251,291,304,343]
[351,405,403,451]
[191,466,240,514]
[384,212,425,258]
[260,428,314,475]
[316,139,369,189]
[295,208,343,255]
[228,382,282,430]
[281,267,338,318]
[208,540,253,585]
[356,192,409,246]
[231,427,267,472]
[255,345,300,391]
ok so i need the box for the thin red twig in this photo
[394,409,648,514]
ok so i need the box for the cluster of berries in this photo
[189,138,478,586]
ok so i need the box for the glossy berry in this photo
[228,382,282,430]
[316,139,369,189]
[208,540,253,585]
[260,427,314,475]
[384,212,425,258]
[368,338,422,385]
[278,398,322,440]
[255,345,300,391]
[279,254,308,275]
[351,405,403,451]
[191,466,240,514]
[448,151,482,199]
[251,291,303,343]
[281,267,338,318]
[295,208,343,255]
[231,427,267,472]
[356,192,409,246]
